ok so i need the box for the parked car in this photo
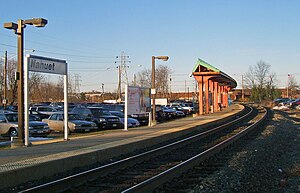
[93,103,149,126]
[0,112,51,138]
[289,98,300,108]
[160,107,177,120]
[71,106,121,129]
[179,103,194,114]
[49,102,78,112]
[156,105,177,121]
[169,105,190,115]
[87,107,122,129]
[29,106,60,119]
[171,108,186,117]
[4,105,18,112]
[94,103,124,112]
[71,106,94,121]
[278,99,293,106]
[49,102,64,109]
[129,112,149,126]
[273,98,290,106]
[42,113,98,133]
[109,111,140,128]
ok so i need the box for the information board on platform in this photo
[127,86,151,115]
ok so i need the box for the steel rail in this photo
[20,106,253,193]
[122,107,267,193]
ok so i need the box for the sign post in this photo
[124,85,128,131]
[25,55,68,145]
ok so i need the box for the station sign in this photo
[28,55,67,75]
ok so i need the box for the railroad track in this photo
[19,105,267,193]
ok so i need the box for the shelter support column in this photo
[221,86,226,108]
[214,82,218,112]
[209,80,214,113]
[198,78,204,115]
[218,85,222,110]
[224,86,229,108]
[205,78,209,114]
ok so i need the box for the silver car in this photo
[0,112,51,138]
[43,113,98,133]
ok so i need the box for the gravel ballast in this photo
[191,109,300,193]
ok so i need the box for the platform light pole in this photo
[3,51,7,109]
[4,18,47,146]
[151,55,169,126]
[287,74,290,98]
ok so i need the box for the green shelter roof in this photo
[192,58,237,88]
[192,58,221,73]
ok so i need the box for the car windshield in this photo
[68,114,81,120]
[5,114,18,122]
[6,114,40,122]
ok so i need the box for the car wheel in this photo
[9,128,18,138]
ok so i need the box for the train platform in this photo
[0,104,244,190]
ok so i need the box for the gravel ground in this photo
[191,109,300,193]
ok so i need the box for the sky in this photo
[1,0,300,92]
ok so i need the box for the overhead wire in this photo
[28,30,121,53]
[0,42,118,67]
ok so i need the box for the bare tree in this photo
[28,72,45,102]
[244,65,256,89]
[255,61,270,101]
[135,69,151,88]
[288,74,298,98]
[135,65,172,98]
[7,59,18,104]
[245,60,279,101]
[265,72,280,100]
[155,65,172,97]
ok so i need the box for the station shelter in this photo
[192,58,237,115]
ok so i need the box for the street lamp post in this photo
[151,55,169,126]
[3,51,7,109]
[287,74,290,98]
[4,18,47,146]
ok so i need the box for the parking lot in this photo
[0,101,197,146]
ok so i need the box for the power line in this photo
[67,60,115,63]
[0,43,16,49]
[28,30,121,53]
[172,73,190,76]
[0,42,115,59]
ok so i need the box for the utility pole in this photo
[169,75,172,100]
[185,80,187,100]
[101,83,104,101]
[3,51,7,108]
[287,74,290,98]
[115,51,130,101]
[242,75,244,101]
